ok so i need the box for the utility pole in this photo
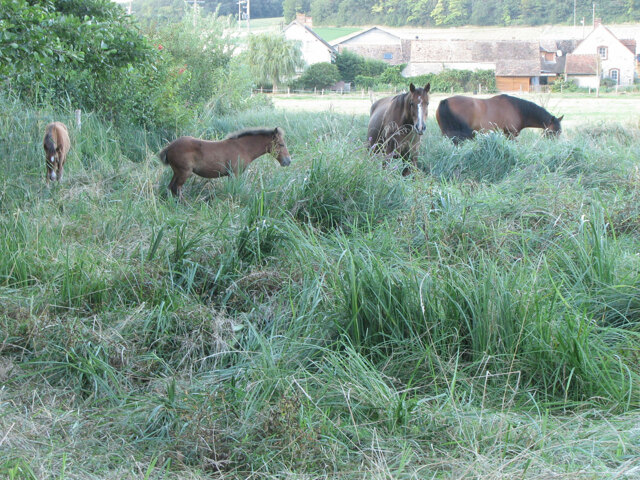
[238,0,245,29]
[592,3,596,28]
[185,0,204,27]
[573,0,576,28]
[237,0,250,31]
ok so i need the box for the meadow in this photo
[1,92,640,479]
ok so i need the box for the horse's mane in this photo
[225,127,282,140]
[501,95,552,123]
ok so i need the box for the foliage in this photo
[334,50,388,84]
[551,77,580,93]
[298,62,341,89]
[149,9,235,108]
[247,33,304,92]
[132,0,283,25]
[283,0,312,22]
[302,0,640,26]
[0,0,160,125]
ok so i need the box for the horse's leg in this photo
[58,162,64,182]
[171,170,191,200]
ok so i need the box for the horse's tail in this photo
[158,144,170,165]
[43,129,56,154]
[436,99,473,142]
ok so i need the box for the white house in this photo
[283,20,335,66]
[570,21,636,86]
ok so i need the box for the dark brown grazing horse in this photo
[43,122,71,183]
[368,83,431,175]
[159,127,291,198]
[436,94,563,144]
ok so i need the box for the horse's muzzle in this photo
[414,125,426,135]
[280,157,291,167]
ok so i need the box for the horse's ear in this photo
[409,83,416,93]
[557,115,564,122]
[424,83,431,93]
[274,127,279,135]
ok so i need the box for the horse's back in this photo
[368,97,390,146]
[44,122,70,154]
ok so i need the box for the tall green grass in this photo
[2,92,640,478]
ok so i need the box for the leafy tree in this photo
[446,0,470,25]
[151,8,235,106]
[299,62,340,89]
[0,0,159,124]
[283,0,311,22]
[431,0,448,25]
[247,34,304,92]
[334,50,363,83]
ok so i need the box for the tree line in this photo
[286,0,639,27]
[130,0,638,27]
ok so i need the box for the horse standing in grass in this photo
[435,94,563,144]
[368,83,431,176]
[159,127,292,199]
[43,122,70,183]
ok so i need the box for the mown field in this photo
[1,92,640,479]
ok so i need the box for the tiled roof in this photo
[565,54,599,75]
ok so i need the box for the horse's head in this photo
[271,127,291,167]
[43,136,60,181]
[544,114,564,137]
[407,82,431,135]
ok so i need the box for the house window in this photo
[597,46,608,60]
[609,68,620,84]
[383,52,393,60]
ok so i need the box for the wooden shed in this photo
[495,58,542,92]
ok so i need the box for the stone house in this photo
[332,27,408,65]
[405,40,542,92]
[570,21,636,86]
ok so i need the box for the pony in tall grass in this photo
[43,122,71,183]
[159,127,291,199]
[436,94,563,144]
[368,83,431,175]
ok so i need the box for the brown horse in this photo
[159,127,291,198]
[368,83,431,175]
[436,94,563,144]
[43,122,71,183]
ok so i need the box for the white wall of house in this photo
[284,23,333,66]
[572,24,635,85]
[567,74,600,89]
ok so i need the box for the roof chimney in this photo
[594,18,602,28]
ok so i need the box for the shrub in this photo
[298,62,340,89]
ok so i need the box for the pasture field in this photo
[273,92,640,129]
[2,92,640,479]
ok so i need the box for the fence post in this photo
[314,87,317,95]
[287,87,290,96]
[75,109,82,132]
[321,89,324,96]
[478,84,482,95]
[260,86,263,94]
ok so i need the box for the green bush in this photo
[298,62,340,89]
